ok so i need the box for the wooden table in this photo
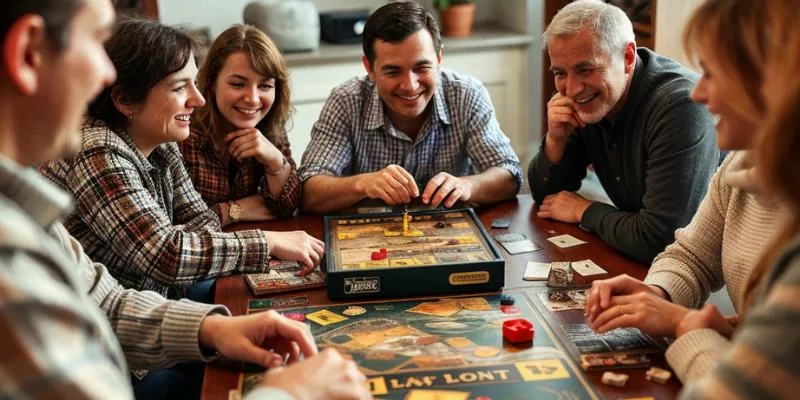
[202,195,682,399]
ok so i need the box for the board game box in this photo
[323,208,505,300]
[239,292,600,399]
[244,260,326,296]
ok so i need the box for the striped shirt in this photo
[298,69,522,189]
[39,119,270,297]
[0,154,226,399]
[178,128,301,218]
[680,234,800,400]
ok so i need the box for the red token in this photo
[371,250,387,260]
[502,318,534,343]
[500,305,520,314]
[475,397,493,400]
[284,313,305,322]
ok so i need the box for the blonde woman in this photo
[585,0,797,385]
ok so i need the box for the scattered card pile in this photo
[547,261,573,288]
[580,353,650,371]
[245,260,326,296]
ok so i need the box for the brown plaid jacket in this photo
[39,119,270,297]
[177,128,301,218]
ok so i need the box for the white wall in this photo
[655,0,703,70]
[157,0,389,38]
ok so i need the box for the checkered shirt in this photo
[39,119,270,297]
[0,154,227,399]
[177,128,301,217]
[298,69,522,188]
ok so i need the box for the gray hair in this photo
[543,0,635,59]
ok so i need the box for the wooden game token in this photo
[473,346,500,358]
[445,336,475,349]
[645,367,672,384]
[342,306,367,316]
[601,371,629,387]
[283,312,305,322]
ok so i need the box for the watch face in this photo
[230,202,243,221]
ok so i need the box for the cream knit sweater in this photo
[644,151,789,383]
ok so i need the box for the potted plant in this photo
[434,0,476,37]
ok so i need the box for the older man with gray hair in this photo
[528,0,718,263]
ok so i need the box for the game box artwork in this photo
[239,293,600,399]
[323,208,505,300]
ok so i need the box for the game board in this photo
[324,208,505,299]
[239,292,600,399]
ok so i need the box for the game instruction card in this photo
[245,260,326,296]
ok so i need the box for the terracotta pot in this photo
[440,3,476,37]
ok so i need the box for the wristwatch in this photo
[228,200,243,223]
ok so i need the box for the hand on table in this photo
[421,172,473,208]
[585,274,669,321]
[198,310,317,368]
[588,291,690,337]
[676,304,736,339]
[536,191,592,223]
[261,348,370,400]
[264,231,324,273]
[358,165,419,205]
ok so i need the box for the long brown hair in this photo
[747,8,800,307]
[683,0,800,309]
[193,24,291,151]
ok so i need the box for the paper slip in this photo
[571,259,608,276]
[547,234,588,248]
[523,261,551,281]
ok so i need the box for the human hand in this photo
[536,191,592,223]
[585,274,668,322]
[224,128,282,167]
[546,93,585,142]
[264,231,324,273]
[589,292,690,337]
[236,195,277,222]
[261,348,370,400]
[421,172,473,208]
[358,165,419,205]
[676,304,736,339]
[198,311,317,368]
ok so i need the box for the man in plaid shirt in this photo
[0,1,369,399]
[299,2,522,214]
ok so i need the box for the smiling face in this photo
[548,28,634,124]
[214,51,275,130]
[128,56,205,151]
[363,29,442,132]
[34,0,117,162]
[691,50,758,150]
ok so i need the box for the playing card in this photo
[495,233,526,243]
[491,218,511,229]
[501,239,542,254]
[523,261,551,281]
[571,259,608,276]
[547,234,588,248]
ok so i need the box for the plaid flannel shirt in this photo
[39,119,270,297]
[298,69,522,189]
[177,128,301,217]
[0,154,227,399]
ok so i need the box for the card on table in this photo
[562,323,661,354]
[490,217,512,229]
[523,261,551,281]
[547,234,588,248]
[495,233,541,254]
[571,259,608,276]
